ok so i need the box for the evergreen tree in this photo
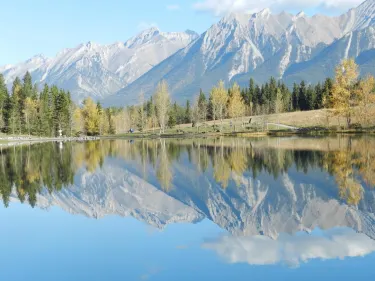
[323,78,334,108]
[10,77,23,134]
[306,85,316,110]
[39,84,52,136]
[185,100,191,123]
[167,106,177,128]
[198,89,207,122]
[22,72,33,98]
[298,81,308,111]
[0,74,8,131]
[280,82,291,112]
[292,83,299,111]
[253,85,261,112]
[315,82,323,109]
[249,78,255,105]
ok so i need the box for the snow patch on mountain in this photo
[1,28,198,102]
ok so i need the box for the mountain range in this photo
[1,0,375,105]
[0,29,198,102]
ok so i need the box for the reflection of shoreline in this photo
[1,137,375,243]
[202,228,375,266]
[0,136,100,147]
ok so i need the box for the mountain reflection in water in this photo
[1,136,375,269]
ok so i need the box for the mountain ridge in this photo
[106,0,375,105]
[0,28,199,102]
[1,0,375,105]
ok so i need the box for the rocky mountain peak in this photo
[124,27,161,48]
[295,11,306,19]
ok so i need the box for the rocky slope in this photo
[107,0,375,105]
[0,28,198,102]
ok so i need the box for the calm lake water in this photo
[1,136,375,280]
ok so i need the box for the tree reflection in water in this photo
[1,136,375,207]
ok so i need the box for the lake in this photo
[1,136,375,280]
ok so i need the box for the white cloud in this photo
[137,21,159,31]
[193,0,365,16]
[167,4,181,11]
[202,228,375,266]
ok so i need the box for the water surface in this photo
[1,136,375,280]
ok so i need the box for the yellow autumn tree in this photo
[357,75,375,127]
[331,58,360,128]
[210,80,228,130]
[72,107,84,135]
[23,97,38,136]
[227,82,245,130]
[82,97,99,136]
[156,140,172,191]
[154,81,170,134]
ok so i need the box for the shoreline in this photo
[1,128,374,146]
[0,136,100,147]
[105,128,375,140]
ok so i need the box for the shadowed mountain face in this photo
[2,136,375,244]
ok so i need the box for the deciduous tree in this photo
[154,80,170,133]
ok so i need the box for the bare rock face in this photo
[108,0,375,105]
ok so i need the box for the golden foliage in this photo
[210,80,228,124]
[82,98,99,135]
[331,58,360,127]
[227,83,245,120]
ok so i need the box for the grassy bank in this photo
[111,108,375,139]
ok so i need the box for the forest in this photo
[0,58,374,137]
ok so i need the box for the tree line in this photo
[1,58,374,136]
[0,72,121,136]
[123,59,374,133]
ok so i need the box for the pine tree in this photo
[306,85,316,110]
[323,78,334,108]
[253,85,261,113]
[249,78,255,106]
[0,74,8,131]
[298,81,308,111]
[39,84,52,136]
[292,83,299,111]
[198,89,207,122]
[167,107,177,128]
[22,72,33,98]
[185,100,191,123]
[315,83,323,109]
[10,77,23,134]
[280,82,291,112]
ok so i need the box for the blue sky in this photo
[0,0,366,65]
[1,202,375,281]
